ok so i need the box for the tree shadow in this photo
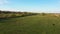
[0,16,27,21]
[0,14,37,23]
[0,16,20,21]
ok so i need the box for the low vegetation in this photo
[0,10,38,18]
[0,10,60,34]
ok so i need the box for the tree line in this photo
[0,10,38,18]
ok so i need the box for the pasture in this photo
[0,15,60,34]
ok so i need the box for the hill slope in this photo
[0,15,60,34]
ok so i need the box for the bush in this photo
[11,14,16,17]
[42,13,46,16]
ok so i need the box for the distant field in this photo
[0,15,60,34]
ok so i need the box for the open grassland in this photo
[0,15,60,34]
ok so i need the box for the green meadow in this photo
[0,15,60,34]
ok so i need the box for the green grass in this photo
[0,15,60,34]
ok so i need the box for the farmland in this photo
[0,11,60,34]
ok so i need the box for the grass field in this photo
[0,15,60,34]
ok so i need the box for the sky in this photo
[0,0,60,13]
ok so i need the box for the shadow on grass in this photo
[0,14,37,23]
[0,15,29,22]
[0,16,24,23]
[0,16,21,21]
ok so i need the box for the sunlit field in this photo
[0,14,60,34]
[0,0,60,34]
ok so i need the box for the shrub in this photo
[42,13,46,16]
[11,14,16,17]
